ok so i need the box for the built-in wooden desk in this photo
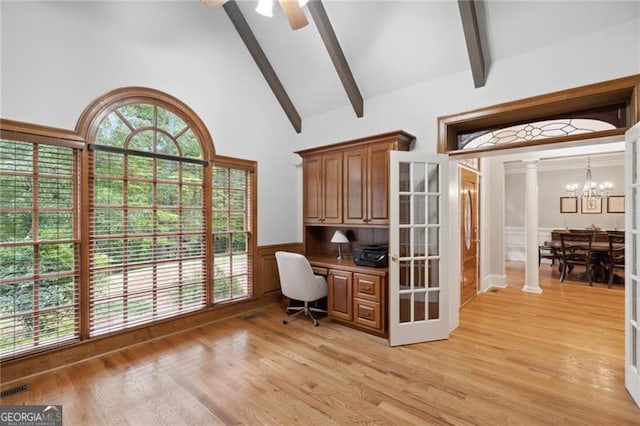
[308,256,387,337]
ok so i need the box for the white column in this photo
[522,160,542,294]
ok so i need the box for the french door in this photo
[626,122,640,407]
[389,151,450,346]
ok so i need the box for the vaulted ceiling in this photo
[206,0,638,132]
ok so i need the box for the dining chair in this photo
[559,231,596,285]
[605,231,625,288]
[275,251,328,326]
[538,244,558,267]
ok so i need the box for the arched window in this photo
[88,102,209,335]
[1,87,256,361]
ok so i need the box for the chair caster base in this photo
[283,319,288,325]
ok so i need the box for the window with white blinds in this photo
[212,165,253,302]
[0,139,80,358]
[88,104,207,336]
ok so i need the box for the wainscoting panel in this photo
[256,243,304,296]
[505,227,554,262]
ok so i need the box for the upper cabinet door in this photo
[368,141,395,225]
[303,156,323,224]
[343,148,367,224]
[297,130,415,227]
[322,152,343,224]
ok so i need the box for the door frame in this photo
[459,165,480,307]
[438,75,640,407]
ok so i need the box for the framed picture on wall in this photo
[607,195,625,213]
[560,197,578,213]
[581,197,602,214]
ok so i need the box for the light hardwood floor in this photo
[1,261,638,424]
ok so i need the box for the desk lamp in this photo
[331,230,349,260]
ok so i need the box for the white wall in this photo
[289,15,639,279]
[505,157,625,230]
[1,2,639,251]
[0,1,300,246]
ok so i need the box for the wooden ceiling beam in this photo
[308,0,364,118]
[458,0,486,88]
[223,0,302,133]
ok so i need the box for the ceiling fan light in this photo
[255,0,274,17]
[298,0,309,6]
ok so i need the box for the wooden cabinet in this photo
[327,269,352,321]
[303,152,342,224]
[310,257,386,336]
[297,131,414,227]
[344,141,395,225]
[297,131,413,338]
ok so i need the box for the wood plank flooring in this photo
[1,261,638,424]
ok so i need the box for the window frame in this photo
[0,122,83,360]
[212,155,257,305]
[0,88,258,361]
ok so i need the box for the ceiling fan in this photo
[201,0,309,30]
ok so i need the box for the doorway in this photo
[460,167,479,307]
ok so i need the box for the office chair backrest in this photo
[275,251,327,302]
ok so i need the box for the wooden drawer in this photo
[354,273,381,302]
[312,266,328,276]
[353,298,382,330]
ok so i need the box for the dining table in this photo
[543,240,624,284]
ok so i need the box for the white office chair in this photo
[275,251,328,326]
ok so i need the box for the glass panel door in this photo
[625,123,640,407]
[389,151,449,346]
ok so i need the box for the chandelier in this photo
[565,157,613,199]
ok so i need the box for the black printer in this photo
[353,245,388,268]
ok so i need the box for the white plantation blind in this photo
[0,139,80,359]
[212,165,253,303]
[88,104,207,336]
[89,149,206,335]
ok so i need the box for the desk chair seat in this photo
[275,251,328,326]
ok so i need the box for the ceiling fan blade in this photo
[278,0,309,30]
[200,0,229,8]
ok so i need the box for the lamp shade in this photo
[330,230,349,244]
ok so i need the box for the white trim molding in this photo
[481,274,507,292]
[505,226,555,262]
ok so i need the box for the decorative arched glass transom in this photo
[461,118,617,150]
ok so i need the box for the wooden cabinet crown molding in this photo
[295,130,415,157]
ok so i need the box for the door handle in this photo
[391,255,399,263]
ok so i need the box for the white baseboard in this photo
[481,274,506,292]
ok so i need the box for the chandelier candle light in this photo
[565,156,613,199]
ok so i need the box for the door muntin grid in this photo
[398,161,441,324]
